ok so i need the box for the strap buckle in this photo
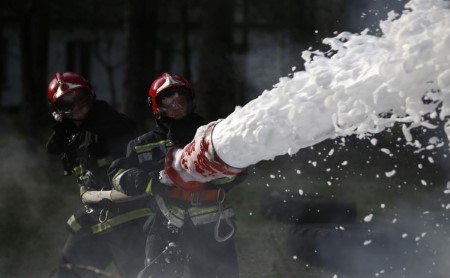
[190,192,201,206]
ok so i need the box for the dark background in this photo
[0,0,408,133]
[3,0,450,277]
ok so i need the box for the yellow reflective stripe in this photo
[113,168,126,180]
[162,202,232,219]
[155,196,184,227]
[166,140,175,147]
[72,156,113,176]
[190,207,235,225]
[97,156,113,168]
[72,156,111,176]
[112,168,127,192]
[167,205,186,220]
[91,208,152,235]
[187,204,231,217]
[135,140,168,154]
[67,215,82,233]
[73,165,84,176]
[146,178,153,194]
[210,175,236,185]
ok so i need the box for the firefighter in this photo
[46,72,151,278]
[108,72,247,278]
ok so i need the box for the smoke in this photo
[385,196,450,277]
[251,139,450,277]
[0,115,77,277]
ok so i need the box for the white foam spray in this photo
[212,0,450,168]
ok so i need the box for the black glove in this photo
[98,198,115,209]
[78,170,99,189]
[149,171,173,196]
[118,168,154,196]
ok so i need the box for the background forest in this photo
[2,0,450,277]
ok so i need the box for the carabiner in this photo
[214,214,235,242]
[214,189,235,242]
[99,207,109,223]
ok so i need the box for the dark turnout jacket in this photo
[108,113,247,227]
[46,100,152,234]
[108,113,246,278]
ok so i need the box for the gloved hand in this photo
[148,170,174,196]
[159,170,174,186]
[165,147,206,192]
[78,170,99,189]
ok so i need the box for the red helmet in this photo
[148,73,195,118]
[47,72,94,105]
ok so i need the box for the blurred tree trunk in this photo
[93,35,121,109]
[123,0,158,132]
[180,0,191,80]
[197,0,244,121]
[20,0,49,140]
[0,9,5,108]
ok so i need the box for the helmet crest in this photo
[47,72,94,105]
[156,75,181,93]
[55,72,69,92]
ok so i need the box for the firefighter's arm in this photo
[81,188,131,204]
[108,140,149,195]
[80,168,161,204]
[109,168,173,197]
[46,123,67,155]
[108,137,174,196]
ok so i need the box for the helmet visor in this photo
[159,92,193,120]
[54,89,92,114]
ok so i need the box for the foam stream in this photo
[212,0,450,168]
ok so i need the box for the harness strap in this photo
[91,208,152,234]
[155,195,185,228]
[67,207,152,234]
[166,187,220,204]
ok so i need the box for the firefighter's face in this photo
[160,93,190,120]
[55,89,92,121]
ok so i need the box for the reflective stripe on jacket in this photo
[154,195,234,228]
[135,140,174,163]
[67,207,152,234]
[72,156,114,176]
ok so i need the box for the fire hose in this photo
[165,121,245,192]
